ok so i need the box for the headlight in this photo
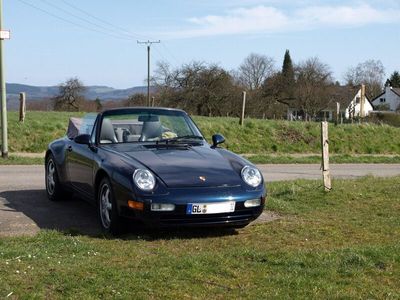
[133,169,155,191]
[241,166,262,187]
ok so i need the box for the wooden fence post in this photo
[360,84,366,118]
[335,102,340,126]
[239,91,246,126]
[19,92,26,122]
[321,121,331,191]
[151,96,155,107]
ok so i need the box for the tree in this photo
[126,93,147,107]
[238,53,275,90]
[294,57,334,119]
[282,49,295,85]
[344,59,385,99]
[261,50,297,118]
[95,97,103,112]
[389,71,400,88]
[152,61,242,117]
[53,77,86,111]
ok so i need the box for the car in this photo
[45,107,266,234]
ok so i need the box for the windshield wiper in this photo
[166,135,204,142]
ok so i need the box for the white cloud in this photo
[161,3,400,39]
[296,4,400,26]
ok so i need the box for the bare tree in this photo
[152,61,241,116]
[295,57,334,119]
[238,53,275,90]
[344,59,385,99]
[125,93,147,107]
[53,77,86,111]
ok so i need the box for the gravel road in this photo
[1,164,399,237]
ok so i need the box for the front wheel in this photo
[45,155,71,201]
[98,177,122,235]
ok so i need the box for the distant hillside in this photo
[6,83,149,101]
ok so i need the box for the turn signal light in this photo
[244,199,261,208]
[128,200,144,211]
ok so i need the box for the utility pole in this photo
[137,40,160,106]
[0,0,9,158]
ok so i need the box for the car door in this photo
[65,114,98,197]
[66,142,95,197]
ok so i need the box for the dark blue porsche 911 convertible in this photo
[45,107,266,234]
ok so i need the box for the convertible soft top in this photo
[66,117,82,139]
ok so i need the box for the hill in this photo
[6,83,149,101]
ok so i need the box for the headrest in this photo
[138,115,159,122]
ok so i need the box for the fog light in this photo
[244,199,261,208]
[151,203,175,211]
[128,200,144,211]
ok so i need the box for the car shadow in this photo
[0,189,101,236]
[0,189,239,239]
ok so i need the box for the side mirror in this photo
[74,134,91,145]
[211,134,225,148]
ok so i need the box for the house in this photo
[371,82,400,111]
[287,86,374,121]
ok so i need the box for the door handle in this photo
[67,146,73,152]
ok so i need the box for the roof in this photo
[371,87,400,102]
[392,88,400,97]
[288,85,372,111]
[371,91,385,102]
[325,86,359,110]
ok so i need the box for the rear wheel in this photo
[45,155,71,201]
[98,177,122,235]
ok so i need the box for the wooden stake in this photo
[321,121,331,191]
[360,84,366,118]
[19,92,26,122]
[335,102,340,126]
[239,91,246,126]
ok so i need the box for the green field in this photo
[1,111,400,156]
[1,176,399,299]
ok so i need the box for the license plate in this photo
[186,201,236,214]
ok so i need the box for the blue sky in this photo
[4,0,400,88]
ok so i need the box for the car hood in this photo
[123,146,243,188]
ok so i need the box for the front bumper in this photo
[116,184,266,228]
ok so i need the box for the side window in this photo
[90,117,99,144]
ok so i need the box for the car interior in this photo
[99,115,170,144]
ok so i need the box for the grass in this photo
[1,176,399,299]
[2,154,400,165]
[0,156,43,165]
[196,116,400,155]
[2,111,400,155]
[248,154,400,164]
[3,111,85,153]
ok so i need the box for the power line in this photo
[16,0,132,40]
[153,46,168,63]
[39,0,129,38]
[59,0,148,40]
[161,43,182,66]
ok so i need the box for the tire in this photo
[98,177,122,235]
[45,155,71,201]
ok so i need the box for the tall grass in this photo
[2,111,400,154]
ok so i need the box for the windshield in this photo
[99,109,203,144]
